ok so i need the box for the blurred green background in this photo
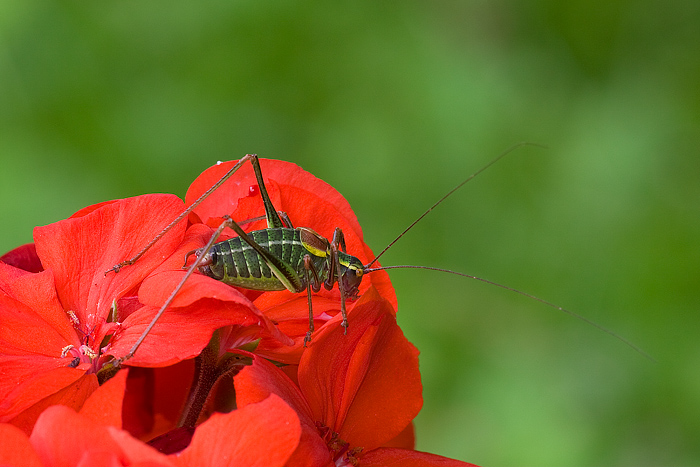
[1,1,698,465]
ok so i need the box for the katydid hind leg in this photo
[249,155,284,230]
[329,228,349,334]
[303,256,316,346]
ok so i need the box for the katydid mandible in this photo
[108,146,651,367]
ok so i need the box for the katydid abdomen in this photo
[201,228,325,292]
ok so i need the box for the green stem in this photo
[178,341,219,428]
[177,332,254,428]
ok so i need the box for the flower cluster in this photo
[0,158,476,466]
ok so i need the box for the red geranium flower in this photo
[0,194,274,433]
[235,287,475,466]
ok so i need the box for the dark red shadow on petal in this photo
[360,448,480,467]
[0,243,43,273]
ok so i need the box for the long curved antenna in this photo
[366,142,544,269]
[365,264,655,361]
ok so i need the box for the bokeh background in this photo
[1,1,698,465]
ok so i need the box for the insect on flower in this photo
[106,146,651,368]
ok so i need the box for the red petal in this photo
[361,448,480,467]
[298,287,422,451]
[31,405,121,467]
[106,363,196,443]
[140,269,254,309]
[236,355,314,422]
[79,368,128,428]
[30,405,174,467]
[108,427,178,466]
[175,394,301,467]
[235,356,332,467]
[0,423,42,467]
[253,291,339,322]
[4,373,98,435]
[34,194,186,340]
[106,299,262,367]
[0,265,76,347]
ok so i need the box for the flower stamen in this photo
[66,310,79,326]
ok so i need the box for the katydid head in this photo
[336,252,364,300]
[183,247,219,279]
